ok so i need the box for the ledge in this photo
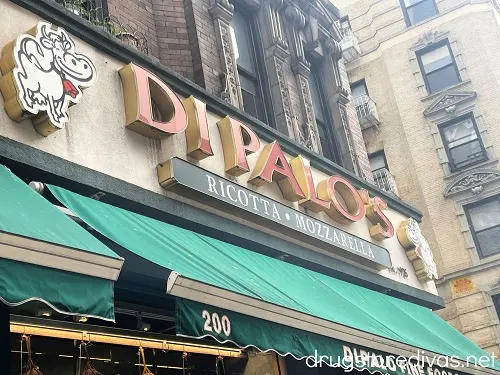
[9,0,422,221]
[420,80,472,103]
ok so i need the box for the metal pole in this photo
[0,304,11,374]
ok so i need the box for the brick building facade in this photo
[62,0,373,181]
[339,0,500,355]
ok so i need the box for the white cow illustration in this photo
[13,22,96,129]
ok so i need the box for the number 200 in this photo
[202,310,231,336]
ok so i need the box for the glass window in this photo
[440,116,487,171]
[417,42,460,94]
[401,0,438,26]
[350,80,368,98]
[229,9,268,123]
[308,69,335,162]
[369,153,387,172]
[466,198,500,258]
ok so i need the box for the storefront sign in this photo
[451,277,475,296]
[0,22,96,136]
[177,299,470,375]
[158,157,392,267]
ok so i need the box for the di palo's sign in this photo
[0,22,437,278]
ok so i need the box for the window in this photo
[308,68,336,162]
[465,197,500,259]
[494,294,500,320]
[230,9,269,123]
[417,41,460,94]
[440,115,487,171]
[369,152,388,173]
[400,0,438,26]
[369,151,395,193]
[350,80,369,120]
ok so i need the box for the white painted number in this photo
[202,310,212,332]
[212,313,222,334]
[222,315,231,336]
[202,310,231,337]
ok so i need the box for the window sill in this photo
[421,80,472,102]
[436,252,500,282]
[444,158,498,181]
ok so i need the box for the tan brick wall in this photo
[343,0,500,355]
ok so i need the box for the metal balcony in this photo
[52,0,149,55]
[372,168,399,196]
[339,26,361,63]
[352,94,380,129]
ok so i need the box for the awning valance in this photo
[0,166,123,321]
[47,184,500,373]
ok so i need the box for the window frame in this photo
[368,150,389,173]
[308,63,341,163]
[494,294,500,320]
[231,4,275,127]
[400,0,438,26]
[416,40,461,94]
[438,114,487,172]
[464,196,500,259]
[350,79,369,98]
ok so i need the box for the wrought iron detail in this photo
[52,0,149,55]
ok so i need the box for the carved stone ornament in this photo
[411,30,448,50]
[424,91,477,117]
[397,219,438,281]
[275,58,295,137]
[444,169,500,197]
[324,38,342,61]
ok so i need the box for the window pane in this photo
[476,226,500,257]
[406,0,437,25]
[351,82,367,98]
[426,64,460,93]
[421,45,452,74]
[230,10,256,74]
[449,140,483,168]
[469,200,500,232]
[369,154,386,171]
[443,118,477,147]
[239,75,260,119]
[308,72,325,122]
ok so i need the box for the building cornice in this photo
[8,0,422,220]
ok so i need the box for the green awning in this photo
[48,184,500,372]
[0,258,114,321]
[0,166,123,321]
[176,298,484,375]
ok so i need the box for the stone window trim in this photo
[426,104,495,177]
[455,189,500,265]
[483,289,500,345]
[209,0,278,128]
[438,114,488,173]
[409,30,468,99]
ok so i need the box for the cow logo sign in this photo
[0,22,96,136]
[396,218,438,281]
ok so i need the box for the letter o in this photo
[317,176,366,224]
[238,189,249,206]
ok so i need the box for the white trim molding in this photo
[0,231,123,281]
